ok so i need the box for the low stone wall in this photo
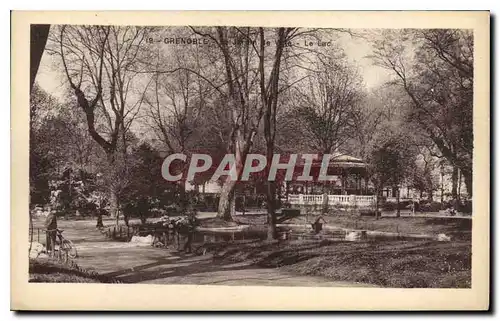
[287,194,376,209]
[288,204,371,215]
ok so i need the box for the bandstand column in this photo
[341,168,346,195]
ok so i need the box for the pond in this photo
[193,225,432,243]
[194,227,268,243]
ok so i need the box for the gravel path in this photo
[73,239,373,286]
[49,220,371,287]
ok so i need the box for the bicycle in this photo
[47,228,78,262]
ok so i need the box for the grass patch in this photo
[29,259,122,283]
[213,239,471,288]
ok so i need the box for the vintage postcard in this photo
[11,11,490,311]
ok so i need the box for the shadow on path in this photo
[100,251,267,284]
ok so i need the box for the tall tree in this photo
[368,132,416,218]
[30,84,57,206]
[293,54,362,155]
[50,25,150,224]
[292,52,363,213]
[370,29,473,198]
[182,27,268,221]
[121,142,179,224]
[258,27,296,239]
[411,148,440,200]
[143,45,213,208]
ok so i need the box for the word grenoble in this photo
[161,153,339,182]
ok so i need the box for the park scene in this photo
[28,25,472,288]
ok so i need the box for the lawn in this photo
[211,238,471,288]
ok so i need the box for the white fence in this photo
[287,194,375,208]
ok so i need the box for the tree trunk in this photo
[451,165,458,201]
[217,180,237,221]
[178,179,187,214]
[322,184,329,215]
[396,186,400,218]
[440,170,444,203]
[428,187,434,202]
[460,165,472,198]
[105,151,119,222]
[266,180,277,240]
[115,203,120,227]
[375,188,380,220]
[260,27,289,240]
[229,190,236,217]
[96,212,104,228]
[264,134,278,240]
[216,125,250,221]
[458,168,462,201]
[285,181,289,203]
[109,187,119,220]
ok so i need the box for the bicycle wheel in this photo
[61,239,78,259]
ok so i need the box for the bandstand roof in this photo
[290,153,368,169]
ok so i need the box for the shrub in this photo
[458,200,472,214]
[419,201,443,212]
[382,200,412,211]
[382,202,396,211]
[359,209,380,217]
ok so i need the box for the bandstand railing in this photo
[287,194,375,207]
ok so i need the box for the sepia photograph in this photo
[11,11,490,310]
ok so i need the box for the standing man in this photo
[44,209,58,256]
[181,204,199,254]
[311,216,326,234]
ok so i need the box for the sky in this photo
[37,51,66,100]
[337,31,392,90]
[35,27,393,100]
